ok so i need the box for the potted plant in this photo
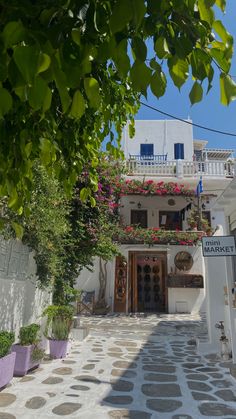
[0,331,15,389]
[43,305,74,359]
[12,323,44,376]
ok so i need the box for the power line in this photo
[140,101,236,137]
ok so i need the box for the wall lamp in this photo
[137,202,142,209]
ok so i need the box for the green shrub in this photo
[31,346,45,362]
[19,324,40,346]
[43,305,74,340]
[0,331,15,358]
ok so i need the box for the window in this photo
[174,143,184,160]
[131,210,148,228]
[159,211,182,230]
[140,144,154,158]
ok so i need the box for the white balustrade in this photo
[126,159,234,178]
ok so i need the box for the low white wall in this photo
[0,238,50,338]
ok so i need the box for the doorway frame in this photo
[128,251,168,313]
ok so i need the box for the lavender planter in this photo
[49,340,68,359]
[12,344,40,376]
[0,352,16,389]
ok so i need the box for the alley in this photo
[1,314,236,419]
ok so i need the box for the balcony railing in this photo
[126,159,234,178]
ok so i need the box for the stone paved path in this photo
[1,313,236,418]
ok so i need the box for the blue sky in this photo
[137,0,236,151]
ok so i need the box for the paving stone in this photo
[98,369,104,373]
[19,376,35,382]
[108,347,123,352]
[111,379,134,392]
[52,402,82,415]
[172,415,192,419]
[0,394,16,407]
[107,353,123,358]
[198,403,236,416]
[186,374,209,381]
[74,375,101,384]
[114,341,137,347]
[25,396,47,409]
[111,369,137,379]
[62,360,76,364]
[104,396,133,405]
[144,373,177,382]
[197,367,219,372]
[142,383,182,397]
[42,377,63,385]
[187,381,212,391]
[47,392,56,397]
[210,379,233,388]
[108,409,151,418]
[82,364,95,370]
[209,373,223,379]
[215,389,236,401]
[112,361,137,369]
[70,385,90,391]
[92,348,103,352]
[143,364,176,373]
[146,399,182,412]
[183,363,204,370]
[191,392,217,401]
[0,413,16,419]
[52,367,73,375]
[66,394,79,397]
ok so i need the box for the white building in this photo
[77,120,234,317]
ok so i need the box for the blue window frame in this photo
[174,143,184,159]
[140,144,154,157]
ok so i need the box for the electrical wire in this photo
[140,101,236,137]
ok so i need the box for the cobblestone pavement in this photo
[1,313,236,418]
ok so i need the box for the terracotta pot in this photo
[12,344,40,376]
[0,352,16,389]
[49,340,68,359]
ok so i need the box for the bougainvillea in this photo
[115,226,204,246]
[114,179,195,197]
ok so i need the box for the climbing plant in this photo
[0,0,235,218]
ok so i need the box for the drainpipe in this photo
[215,321,231,360]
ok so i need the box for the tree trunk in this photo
[97,257,108,308]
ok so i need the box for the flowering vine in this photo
[114,179,195,197]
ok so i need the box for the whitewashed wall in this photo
[122,119,194,160]
[0,238,50,338]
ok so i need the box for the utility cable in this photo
[140,101,236,137]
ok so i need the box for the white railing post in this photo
[176,160,183,178]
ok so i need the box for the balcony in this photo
[126,159,234,178]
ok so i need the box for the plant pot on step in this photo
[42,305,74,360]
[0,331,15,389]
[12,344,42,376]
[49,339,68,359]
[12,324,44,376]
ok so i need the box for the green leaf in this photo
[110,0,133,33]
[84,77,101,109]
[37,53,51,74]
[28,76,49,110]
[210,48,230,73]
[71,28,81,46]
[90,196,96,207]
[150,69,167,98]
[129,120,135,138]
[131,37,147,62]
[131,0,146,28]
[168,56,189,88]
[11,221,24,239]
[70,90,85,119]
[42,88,52,112]
[8,188,19,209]
[13,46,39,84]
[220,74,236,106]
[198,0,214,25]
[53,61,71,113]
[0,88,12,117]
[130,61,152,94]
[40,138,53,166]
[189,81,203,105]
[215,0,226,11]
[3,21,25,48]
[154,37,170,59]
[114,39,130,77]
[80,187,89,201]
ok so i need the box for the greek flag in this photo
[196,177,203,196]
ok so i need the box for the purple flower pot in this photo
[12,344,40,376]
[49,340,68,359]
[0,352,16,389]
